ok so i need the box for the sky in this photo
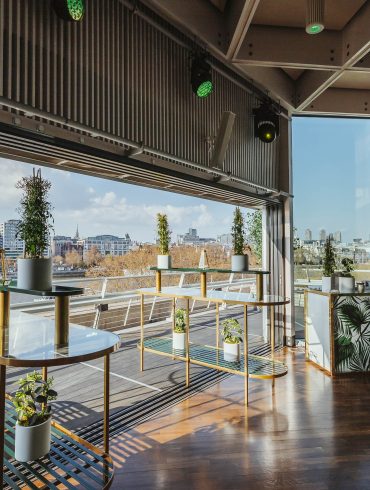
[0,157,237,242]
[292,116,370,243]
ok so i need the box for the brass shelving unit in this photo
[138,271,289,405]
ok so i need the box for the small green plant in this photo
[231,207,245,255]
[156,213,171,255]
[221,318,243,344]
[174,308,186,333]
[341,258,354,277]
[16,169,54,258]
[12,372,58,427]
[322,237,336,276]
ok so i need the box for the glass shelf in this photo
[0,311,120,367]
[4,399,114,489]
[7,284,84,297]
[138,286,289,306]
[142,337,288,379]
[150,266,269,274]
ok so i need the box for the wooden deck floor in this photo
[110,348,370,490]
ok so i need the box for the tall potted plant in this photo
[16,169,54,290]
[173,308,186,350]
[221,318,243,362]
[231,207,248,271]
[322,237,336,292]
[339,258,355,293]
[156,213,171,269]
[13,371,58,462]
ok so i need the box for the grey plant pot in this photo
[231,255,248,272]
[339,276,355,293]
[157,255,171,269]
[17,257,52,291]
[223,342,240,362]
[15,417,51,462]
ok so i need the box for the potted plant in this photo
[221,318,243,362]
[339,258,355,293]
[156,213,171,269]
[173,308,186,350]
[13,371,58,462]
[322,237,336,292]
[16,169,54,290]
[231,207,248,271]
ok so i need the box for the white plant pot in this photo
[157,255,171,269]
[339,276,355,293]
[17,257,52,291]
[231,255,248,272]
[223,341,240,362]
[173,331,186,350]
[322,276,333,293]
[15,417,51,462]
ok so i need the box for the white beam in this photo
[225,0,261,60]
[236,26,342,69]
[295,70,339,111]
[302,88,370,116]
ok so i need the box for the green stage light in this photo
[197,80,213,98]
[53,0,85,22]
[191,57,213,98]
[306,23,324,34]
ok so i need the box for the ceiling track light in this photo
[306,0,325,34]
[253,103,279,144]
[191,56,213,98]
[53,0,85,22]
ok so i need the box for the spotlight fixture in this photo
[253,103,279,144]
[306,0,325,34]
[191,56,213,98]
[53,0,85,22]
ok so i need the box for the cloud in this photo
[56,192,218,241]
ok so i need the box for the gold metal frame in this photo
[138,273,289,406]
[0,290,115,487]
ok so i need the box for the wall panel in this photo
[0,0,280,192]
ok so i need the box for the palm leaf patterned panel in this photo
[334,296,370,373]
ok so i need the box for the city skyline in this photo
[0,157,237,242]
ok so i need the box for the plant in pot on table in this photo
[322,237,336,292]
[173,308,186,351]
[156,213,171,269]
[13,371,58,462]
[231,207,248,272]
[221,318,243,362]
[339,258,355,293]
[16,168,54,291]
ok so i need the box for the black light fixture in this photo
[53,0,85,22]
[253,102,279,144]
[191,56,213,98]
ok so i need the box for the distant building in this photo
[353,238,362,244]
[0,219,24,259]
[319,229,326,242]
[53,228,132,260]
[82,234,132,258]
[217,233,232,246]
[333,231,342,243]
[304,229,312,241]
[52,235,84,259]
[177,228,215,246]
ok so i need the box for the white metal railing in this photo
[10,271,257,333]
